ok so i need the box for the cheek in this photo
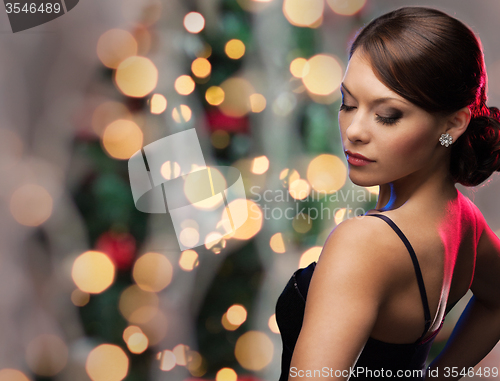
[386,127,436,163]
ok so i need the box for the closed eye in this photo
[339,103,356,112]
[375,114,402,126]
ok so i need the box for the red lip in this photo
[345,150,375,167]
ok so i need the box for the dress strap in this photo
[366,213,433,341]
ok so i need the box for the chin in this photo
[348,173,380,188]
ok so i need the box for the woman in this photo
[276,7,500,381]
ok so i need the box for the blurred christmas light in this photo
[216,368,238,381]
[178,250,199,271]
[249,93,266,112]
[72,251,115,294]
[150,93,167,114]
[92,101,133,136]
[279,168,300,188]
[221,312,239,331]
[290,57,308,78]
[172,105,192,123]
[184,12,205,33]
[365,186,379,195]
[174,75,196,95]
[126,332,149,354]
[211,129,230,149]
[335,208,347,225]
[159,350,176,371]
[132,252,173,292]
[270,233,286,253]
[191,57,212,78]
[298,246,322,268]
[139,310,168,345]
[225,39,246,59]
[26,334,68,377]
[86,344,129,381]
[71,289,90,307]
[179,227,200,248]
[123,326,143,343]
[115,56,158,97]
[283,0,323,27]
[289,178,311,200]
[221,199,262,240]
[219,77,255,117]
[234,331,274,371]
[268,314,280,334]
[326,0,366,15]
[173,344,189,365]
[204,232,226,253]
[251,155,269,174]
[97,29,138,69]
[119,285,159,324]
[160,160,181,180]
[0,369,30,381]
[206,86,225,105]
[10,184,53,227]
[186,350,206,377]
[227,304,247,326]
[307,154,346,194]
[102,119,143,160]
[292,212,312,234]
[302,54,342,95]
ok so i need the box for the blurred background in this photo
[0,0,500,380]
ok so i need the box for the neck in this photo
[374,159,457,212]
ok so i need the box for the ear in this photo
[444,106,471,141]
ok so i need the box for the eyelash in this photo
[339,103,401,126]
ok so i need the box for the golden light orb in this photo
[115,56,158,97]
[72,251,115,294]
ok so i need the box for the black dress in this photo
[276,214,458,381]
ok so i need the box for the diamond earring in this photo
[439,133,453,147]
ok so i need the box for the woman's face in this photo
[339,50,446,187]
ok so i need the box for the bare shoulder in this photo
[316,215,411,294]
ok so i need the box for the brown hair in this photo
[349,7,500,186]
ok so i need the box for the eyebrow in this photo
[341,83,410,106]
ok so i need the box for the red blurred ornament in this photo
[205,108,249,134]
[95,231,136,271]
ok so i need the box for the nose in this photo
[344,113,370,144]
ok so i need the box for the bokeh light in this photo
[206,86,225,106]
[219,77,255,117]
[123,326,142,343]
[159,350,176,371]
[251,155,269,174]
[290,57,308,78]
[173,344,189,365]
[150,94,167,114]
[268,314,280,334]
[289,179,311,200]
[86,344,129,381]
[184,12,205,33]
[178,249,199,271]
[126,332,149,354]
[97,29,138,69]
[334,208,347,225]
[226,304,247,326]
[270,233,286,253]
[365,186,379,195]
[172,105,192,123]
[216,368,237,381]
[10,184,53,227]
[115,56,158,97]
[211,130,230,149]
[0,369,30,381]
[221,312,239,331]
[283,0,323,27]
[225,39,246,59]
[72,251,115,294]
[221,199,262,240]
[279,168,300,188]
[250,93,266,112]
[91,101,133,136]
[26,334,68,377]
[186,350,206,377]
[302,54,342,95]
[160,160,181,180]
[119,285,159,324]
[132,252,173,292]
[174,75,196,95]
[192,58,212,78]
[298,246,322,268]
[307,154,347,194]
[71,289,90,307]
[326,0,366,15]
[234,331,274,371]
[102,119,143,160]
[292,213,313,234]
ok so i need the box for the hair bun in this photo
[451,106,500,186]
